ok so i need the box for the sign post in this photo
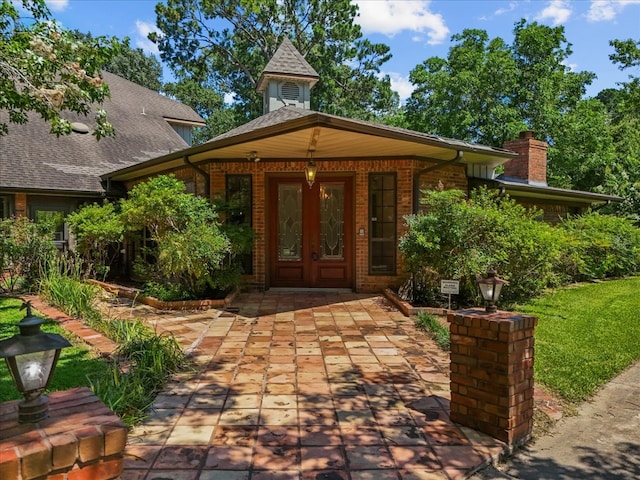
[440,280,460,310]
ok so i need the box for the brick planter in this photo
[448,308,538,447]
[0,388,127,480]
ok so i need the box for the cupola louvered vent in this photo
[281,82,300,101]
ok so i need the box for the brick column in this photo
[0,387,127,480]
[448,308,537,447]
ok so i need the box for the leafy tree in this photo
[119,175,234,297]
[0,0,120,137]
[405,20,613,193]
[598,39,640,220]
[151,0,399,127]
[406,29,522,145]
[162,77,234,142]
[104,38,163,92]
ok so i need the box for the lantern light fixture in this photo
[475,267,508,313]
[0,302,71,423]
[304,151,318,188]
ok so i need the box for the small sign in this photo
[441,280,460,295]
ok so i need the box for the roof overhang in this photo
[474,178,622,205]
[104,110,517,183]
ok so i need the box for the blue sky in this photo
[44,0,640,101]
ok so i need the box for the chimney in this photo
[502,131,548,186]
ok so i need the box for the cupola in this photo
[256,38,319,114]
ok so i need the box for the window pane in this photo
[369,173,396,275]
[278,184,302,261]
[320,182,344,259]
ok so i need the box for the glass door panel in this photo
[278,183,302,261]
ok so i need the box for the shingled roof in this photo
[0,71,204,196]
[256,38,319,92]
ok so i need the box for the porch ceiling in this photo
[108,124,513,181]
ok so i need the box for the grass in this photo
[516,276,640,403]
[415,312,450,350]
[0,297,110,403]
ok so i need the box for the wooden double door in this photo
[269,176,353,288]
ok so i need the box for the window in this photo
[226,175,253,274]
[369,173,396,275]
[30,207,68,250]
[0,196,12,218]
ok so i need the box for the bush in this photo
[400,188,560,307]
[0,216,56,293]
[120,175,238,298]
[66,202,124,280]
[559,212,640,280]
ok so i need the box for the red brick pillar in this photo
[0,388,127,480]
[448,308,537,446]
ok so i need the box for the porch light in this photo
[304,153,318,188]
[0,302,71,423]
[475,267,508,313]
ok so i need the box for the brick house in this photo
[0,71,205,249]
[103,39,618,293]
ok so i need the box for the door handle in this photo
[311,252,319,261]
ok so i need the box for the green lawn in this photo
[0,297,110,403]
[515,276,640,403]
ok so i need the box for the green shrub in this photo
[66,201,124,280]
[559,212,640,280]
[120,175,238,298]
[0,216,56,293]
[400,187,560,307]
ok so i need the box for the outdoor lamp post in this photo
[476,267,508,313]
[0,301,71,423]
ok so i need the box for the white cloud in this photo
[385,72,414,102]
[135,20,160,55]
[536,0,572,25]
[587,0,640,22]
[354,0,449,45]
[495,1,519,16]
[46,0,69,12]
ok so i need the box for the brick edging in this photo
[19,295,117,357]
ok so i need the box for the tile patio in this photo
[107,291,506,480]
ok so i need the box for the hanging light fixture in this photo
[304,151,318,188]
[475,267,508,313]
[0,302,71,423]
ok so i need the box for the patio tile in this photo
[100,292,509,479]
[260,408,298,425]
[210,426,258,446]
[166,425,215,445]
[256,426,300,446]
[300,445,345,470]
[122,445,162,470]
[144,470,200,480]
[344,445,395,470]
[205,445,253,469]
[198,471,250,480]
[262,394,297,409]
[252,445,300,470]
[340,426,384,446]
[218,409,260,425]
[153,446,208,469]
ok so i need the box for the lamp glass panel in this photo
[478,283,495,301]
[14,350,56,391]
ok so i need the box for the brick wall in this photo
[448,308,538,446]
[127,158,470,292]
[14,193,27,216]
[0,388,127,480]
